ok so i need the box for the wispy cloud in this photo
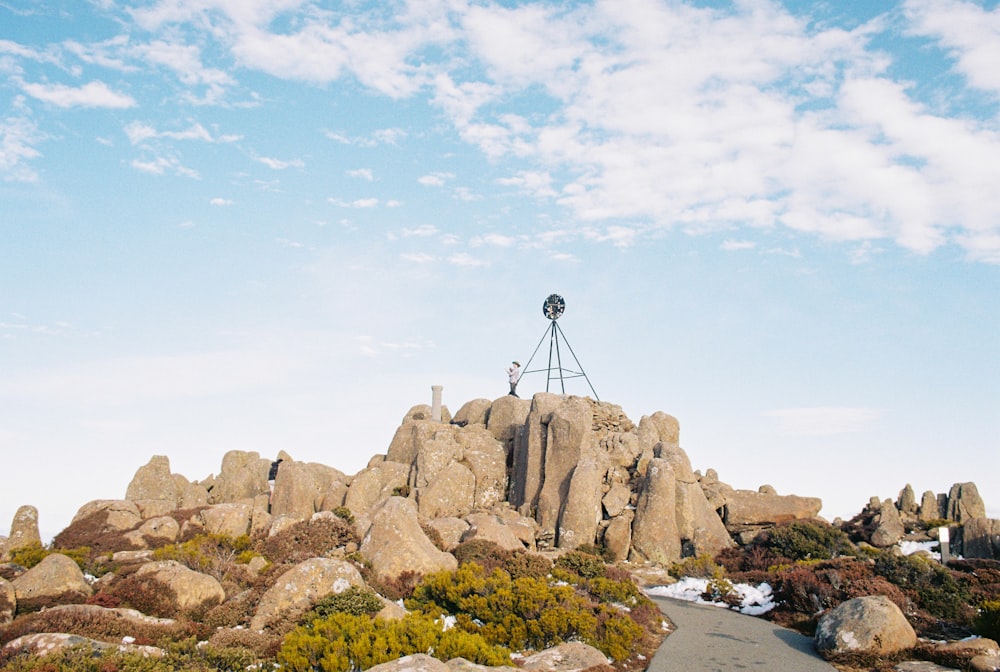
[0,109,44,182]
[765,407,884,437]
[125,121,240,145]
[448,252,489,267]
[131,155,199,178]
[347,168,374,181]
[209,197,233,206]
[256,156,305,170]
[418,172,455,187]
[21,80,135,108]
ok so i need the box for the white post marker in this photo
[938,526,951,565]
[431,385,443,422]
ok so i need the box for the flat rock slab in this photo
[649,596,837,672]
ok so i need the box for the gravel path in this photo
[648,596,838,672]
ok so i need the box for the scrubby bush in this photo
[50,510,140,558]
[309,586,384,618]
[669,553,724,579]
[975,600,1000,640]
[277,612,509,672]
[106,572,181,619]
[553,549,605,579]
[332,506,355,525]
[153,533,253,584]
[452,539,511,571]
[505,550,552,580]
[874,552,975,623]
[258,517,359,566]
[758,520,854,561]
[366,569,422,602]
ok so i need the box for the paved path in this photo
[648,596,838,672]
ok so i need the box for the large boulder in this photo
[344,462,410,527]
[250,557,366,631]
[12,553,92,607]
[126,456,181,506]
[871,498,906,548]
[815,595,917,659]
[133,561,225,614]
[452,398,492,427]
[660,444,733,557]
[630,458,681,563]
[963,518,1000,560]
[485,394,531,446]
[920,490,945,522]
[948,483,986,523]
[68,500,143,532]
[603,512,633,563]
[1,505,42,561]
[723,490,823,528]
[209,450,271,503]
[460,513,526,552]
[360,497,457,581]
[271,460,348,520]
[2,633,163,659]
[197,503,253,538]
[123,516,180,548]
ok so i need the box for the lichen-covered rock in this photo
[134,560,225,613]
[425,517,470,551]
[418,461,476,518]
[460,513,525,551]
[446,657,518,672]
[536,396,595,538]
[123,516,180,548]
[1,505,41,561]
[2,632,163,659]
[520,641,610,672]
[345,461,410,530]
[360,497,457,581]
[250,557,366,631]
[557,459,603,549]
[12,553,93,605]
[815,595,916,659]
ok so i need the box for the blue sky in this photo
[2,0,998,540]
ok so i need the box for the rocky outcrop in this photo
[12,553,92,606]
[197,503,253,538]
[2,633,164,659]
[367,654,450,672]
[123,516,180,548]
[0,505,41,561]
[133,561,225,614]
[460,513,527,552]
[250,557,366,631]
[270,459,349,520]
[452,398,492,427]
[360,497,457,580]
[815,595,916,659]
[71,500,143,532]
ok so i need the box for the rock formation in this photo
[815,595,917,659]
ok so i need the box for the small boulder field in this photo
[0,392,997,672]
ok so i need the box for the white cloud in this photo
[131,155,199,178]
[904,0,1000,94]
[400,252,436,263]
[765,407,884,437]
[402,224,438,237]
[448,252,489,267]
[418,172,455,187]
[472,233,517,248]
[351,198,378,208]
[136,39,236,104]
[347,168,374,181]
[21,80,136,108]
[125,121,240,145]
[0,110,44,182]
[210,197,233,206]
[256,156,305,170]
[721,239,756,251]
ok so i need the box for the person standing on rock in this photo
[507,361,522,397]
[268,458,283,510]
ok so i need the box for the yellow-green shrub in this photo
[277,612,509,672]
[975,600,1000,640]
